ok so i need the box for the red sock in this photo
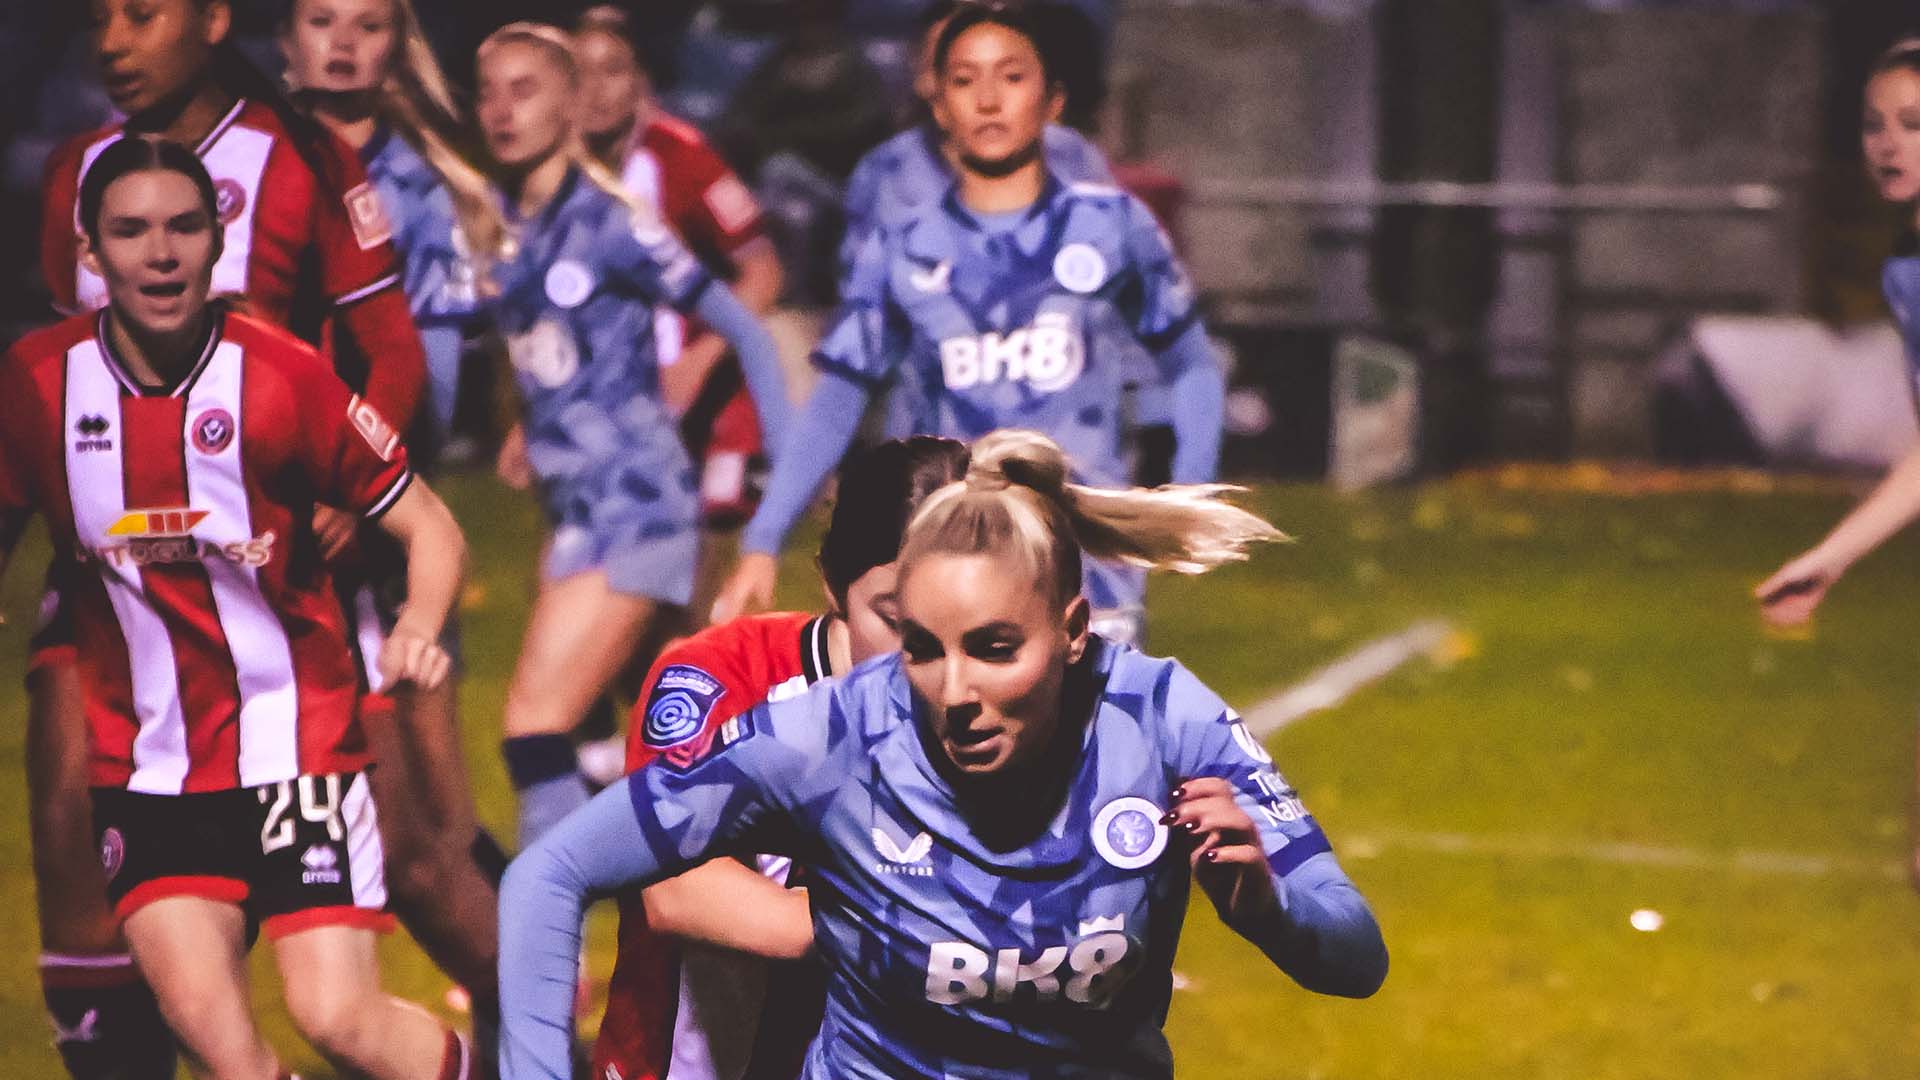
[436,1029,471,1080]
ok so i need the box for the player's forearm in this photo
[642,858,813,960]
[341,288,428,432]
[380,483,466,640]
[1242,855,1387,999]
[1805,443,1920,575]
[501,779,666,1079]
[740,370,869,555]
[1161,324,1225,484]
[694,285,793,456]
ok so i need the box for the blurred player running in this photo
[33,2,430,1073]
[594,436,968,1080]
[1756,38,1920,891]
[4,137,472,1080]
[714,4,1226,645]
[277,0,518,1054]
[472,23,791,849]
[502,429,1387,1078]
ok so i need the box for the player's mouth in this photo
[325,59,358,80]
[138,282,189,300]
[943,722,1005,766]
[103,71,144,104]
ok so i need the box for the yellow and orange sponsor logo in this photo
[106,508,211,537]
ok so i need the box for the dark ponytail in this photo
[819,436,971,604]
[209,42,351,198]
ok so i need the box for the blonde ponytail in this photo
[901,430,1283,604]
[379,2,510,270]
[477,22,661,230]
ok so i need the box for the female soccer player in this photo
[3,138,472,1080]
[595,436,969,1080]
[714,4,1226,645]
[1756,38,1920,889]
[473,23,793,848]
[278,0,513,1033]
[502,428,1387,1078]
[34,3,431,1072]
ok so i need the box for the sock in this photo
[40,953,178,1080]
[503,735,591,849]
[470,827,512,885]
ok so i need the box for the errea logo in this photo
[938,312,1084,394]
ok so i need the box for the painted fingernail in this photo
[1203,850,1219,863]
[1160,811,1178,825]
[1171,786,1186,800]
[1182,821,1200,832]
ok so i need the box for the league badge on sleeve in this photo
[1091,797,1168,870]
[644,665,727,749]
[344,183,393,251]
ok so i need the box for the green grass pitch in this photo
[1,473,1917,1077]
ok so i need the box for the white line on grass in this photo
[1242,618,1456,737]
[1345,829,1905,882]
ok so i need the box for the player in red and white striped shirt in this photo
[594,436,969,1080]
[4,138,471,1080]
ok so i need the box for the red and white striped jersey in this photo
[0,309,412,795]
[39,98,423,428]
[41,98,399,326]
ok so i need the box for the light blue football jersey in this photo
[1883,235,1920,411]
[488,168,712,539]
[841,122,1116,274]
[820,175,1200,611]
[613,637,1349,1079]
[362,125,482,447]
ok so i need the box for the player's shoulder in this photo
[223,310,334,383]
[46,123,118,183]
[1097,638,1231,733]
[640,113,719,160]
[6,314,96,370]
[760,648,904,748]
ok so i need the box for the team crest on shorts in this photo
[192,408,236,455]
[544,260,595,309]
[1091,797,1168,870]
[213,178,247,225]
[644,665,727,749]
[1052,243,1107,294]
[99,828,124,881]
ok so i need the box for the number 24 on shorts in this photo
[257,775,346,854]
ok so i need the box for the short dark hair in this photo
[933,1,1057,86]
[78,137,224,257]
[819,436,971,604]
[1872,38,1920,80]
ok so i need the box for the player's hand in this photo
[1167,777,1279,927]
[712,551,777,624]
[1754,548,1844,627]
[496,424,533,491]
[379,621,452,691]
[312,506,358,562]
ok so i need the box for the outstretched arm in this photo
[1157,323,1226,485]
[1755,443,1920,625]
[642,858,813,960]
[501,781,666,1079]
[712,370,873,622]
[691,284,793,458]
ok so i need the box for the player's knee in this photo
[283,982,377,1062]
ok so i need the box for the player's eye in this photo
[900,626,943,663]
[967,637,1020,663]
[107,219,146,239]
[170,211,212,236]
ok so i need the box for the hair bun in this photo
[965,429,1070,497]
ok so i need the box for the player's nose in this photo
[934,655,979,708]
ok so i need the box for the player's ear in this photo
[1062,594,1090,663]
[201,0,234,51]
[1043,81,1065,127]
[78,234,104,281]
